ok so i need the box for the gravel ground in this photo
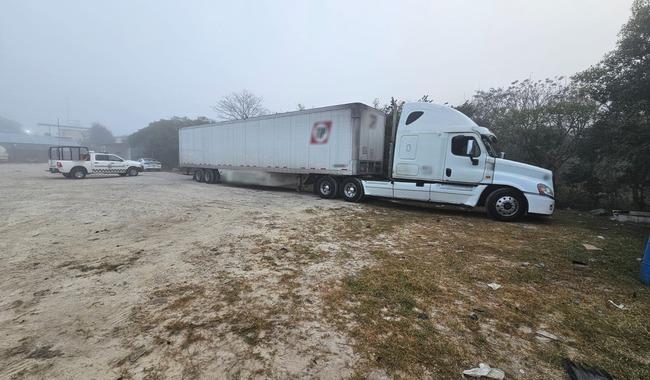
[0,164,367,379]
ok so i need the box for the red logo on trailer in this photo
[310,121,332,144]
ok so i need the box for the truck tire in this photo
[486,188,526,221]
[204,169,215,184]
[71,167,86,179]
[193,169,204,182]
[316,176,338,199]
[127,167,139,176]
[341,178,364,202]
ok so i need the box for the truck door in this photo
[443,134,486,183]
[108,155,127,173]
[93,154,110,173]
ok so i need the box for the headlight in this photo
[537,183,554,197]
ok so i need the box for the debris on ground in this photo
[563,359,613,380]
[534,262,545,268]
[611,210,650,225]
[462,363,505,379]
[517,325,532,334]
[608,300,626,310]
[596,235,605,240]
[590,209,609,216]
[536,330,560,342]
[487,283,502,290]
[572,260,589,269]
[582,243,603,251]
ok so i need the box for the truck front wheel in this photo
[486,188,526,221]
[341,178,364,202]
[316,176,338,199]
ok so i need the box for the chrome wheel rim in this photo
[320,182,332,196]
[495,195,519,217]
[344,183,357,198]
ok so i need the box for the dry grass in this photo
[324,202,650,379]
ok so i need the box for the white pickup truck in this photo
[48,146,143,179]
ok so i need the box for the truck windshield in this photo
[481,135,498,158]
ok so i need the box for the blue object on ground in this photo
[642,236,650,285]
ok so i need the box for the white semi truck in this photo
[179,102,554,221]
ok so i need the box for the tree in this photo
[575,0,650,209]
[213,90,268,120]
[0,115,23,134]
[455,78,600,205]
[86,123,115,145]
[128,117,213,168]
[456,78,599,174]
[297,103,306,111]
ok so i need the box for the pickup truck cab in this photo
[48,146,143,179]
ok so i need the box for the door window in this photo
[109,155,123,162]
[95,154,109,161]
[451,136,481,157]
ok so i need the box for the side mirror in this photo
[499,152,505,159]
[466,140,479,165]
[465,140,475,156]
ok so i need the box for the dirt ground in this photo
[1,164,649,379]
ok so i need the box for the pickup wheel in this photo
[193,169,204,182]
[204,169,215,184]
[127,167,139,176]
[316,176,338,199]
[486,188,526,221]
[71,167,86,179]
[341,178,364,202]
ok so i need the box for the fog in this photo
[0,0,633,136]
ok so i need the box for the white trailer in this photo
[180,102,555,221]
[180,103,386,177]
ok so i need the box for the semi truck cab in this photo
[360,103,554,221]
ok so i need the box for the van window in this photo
[95,154,109,161]
[61,147,72,160]
[405,111,423,125]
[451,135,480,157]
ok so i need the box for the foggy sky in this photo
[0,0,634,136]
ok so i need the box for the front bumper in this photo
[524,193,555,215]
